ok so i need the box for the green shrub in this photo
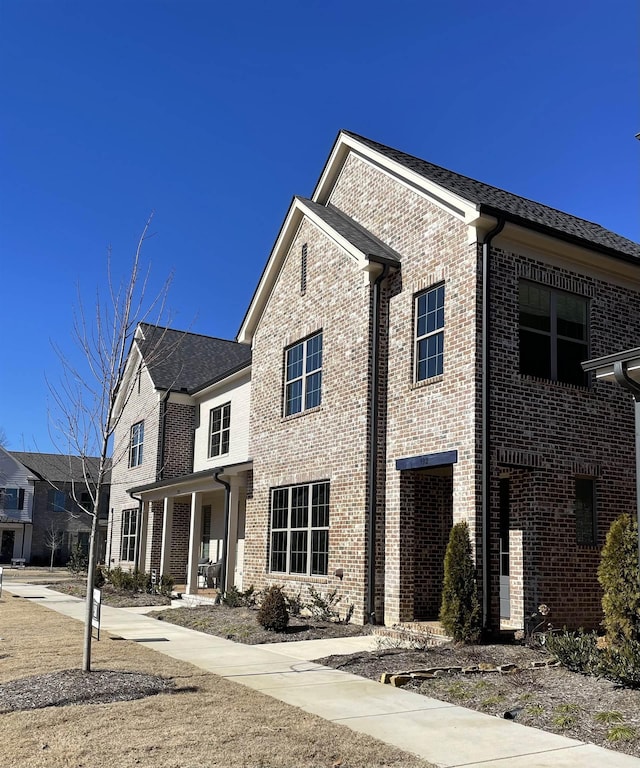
[598,514,640,644]
[439,521,481,643]
[94,565,106,588]
[107,566,135,591]
[257,585,289,632]
[545,630,600,674]
[223,585,256,608]
[158,574,174,597]
[284,590,305,617]
[601,637,640,687]
[67,544,88,575]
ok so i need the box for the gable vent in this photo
[301,243,307,294]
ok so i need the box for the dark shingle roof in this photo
[11,452,105,484]
[343,131,640,261]
[137,324,251,394]
[297,197,401,264]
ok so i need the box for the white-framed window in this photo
[519,281,588,386]
[47,489,67,512]
[209,402,231,457]
[129,421,144,467]
[575,478,596,545]
[270,481,329,576]
[284,331,323,416]
[120,508,138,561]
[415,284,444,381]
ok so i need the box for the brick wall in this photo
[160,401,195,479]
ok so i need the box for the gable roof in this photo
[137,324,252,394]
[10,452,106,484]
[334,131,640,262]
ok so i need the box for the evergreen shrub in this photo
[439,520,481,643]
[257,585,289,632]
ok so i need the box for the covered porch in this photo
[128,462,251,597]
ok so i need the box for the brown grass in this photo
[0,594,433,768]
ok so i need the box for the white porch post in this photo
[186,491,203,596]
[226,477,241,590]
[137,500,149,572]
[159,497,174,577]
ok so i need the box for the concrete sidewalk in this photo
[5,583,639,768]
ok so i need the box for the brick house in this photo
[0,448,109,565]
[238,130,640,632]
[108,323,251,594]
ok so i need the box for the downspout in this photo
[367,262,390,624]
[214,468,231,598]
[481,217,505,634]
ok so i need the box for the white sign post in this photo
[92,587,101,640]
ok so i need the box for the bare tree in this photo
[48,214,174,672]
[44,521,64,571]
[0,427,8,449]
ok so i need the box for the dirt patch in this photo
[317,643,640,759]
[0,594,431,768]
[150,603,371,643]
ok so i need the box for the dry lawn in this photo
[0,593,433,768]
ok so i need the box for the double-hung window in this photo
[270,481,329,576]
[0,488,24,510]
[120,508,138,561]
[284,331,323,416]
[415,284,444,381]
[519,282,588,386]
[129,421,144,467]
[209,402,231,457]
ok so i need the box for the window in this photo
[270,481,329,576]
[47,489,67,512]
[415,284,444,381]
[0,488,24,510]
[284,331,323,416]
[575,478,596,545]
[120,508,138,561]
[209,403,231,457]
[129,421,144,467]
[200,505,211,560]
[519,282,588,386]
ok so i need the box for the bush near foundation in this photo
[257,585,289,632]
[439,521,481,643]
[598,514,640,644]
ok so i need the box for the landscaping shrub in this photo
[94,565,106,588]
[223,584,256,608]
[67,544,88,574]
[257,585,289,632]
[439,521,481,643]
[601,637,640,687]
[158,574,174,597]
[307,586,340,622]
[545,630,600,674]
[598,514,640,644]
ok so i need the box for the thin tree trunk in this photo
[82,513,98,672]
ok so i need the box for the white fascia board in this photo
[193,365,251,400]
[110,345,144,428]
[237,197,371,345]
[313,132,480,225]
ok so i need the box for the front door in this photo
[0,530,15,563]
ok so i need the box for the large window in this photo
[575,478,596,545]
[47,489,67,512]
[415,284,444,381]
[270,481,329,576]
[209,403,231,457]
[129,421,144,467]
[519,282,588,386]
[120,508,138,561]
[0,488,24,510]
[284,331,323,416]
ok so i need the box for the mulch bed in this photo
[53,580,171,607]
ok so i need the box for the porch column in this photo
[159,497,174,577]
[137,500,150,572]
[186,491,203,595]
[225,477,241,591]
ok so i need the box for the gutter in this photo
[214,468,231,599]
[481,217,505,633]
[157,390,171,481]
[367,261,390,624]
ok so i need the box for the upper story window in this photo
[284,331,323,416]
[209,402,231,457]
[270,481,330,576]
[519,282,588,386]
[47,489,67,512]
[129,421,144,467]
[0,488,24,510]
[415,284,444,381]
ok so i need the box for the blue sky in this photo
[1,0,638,453]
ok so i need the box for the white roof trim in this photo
[313,132,481,224]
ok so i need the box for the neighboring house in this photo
[237,130,640,632]
[1,449,109,565]
[108,323,251,594]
